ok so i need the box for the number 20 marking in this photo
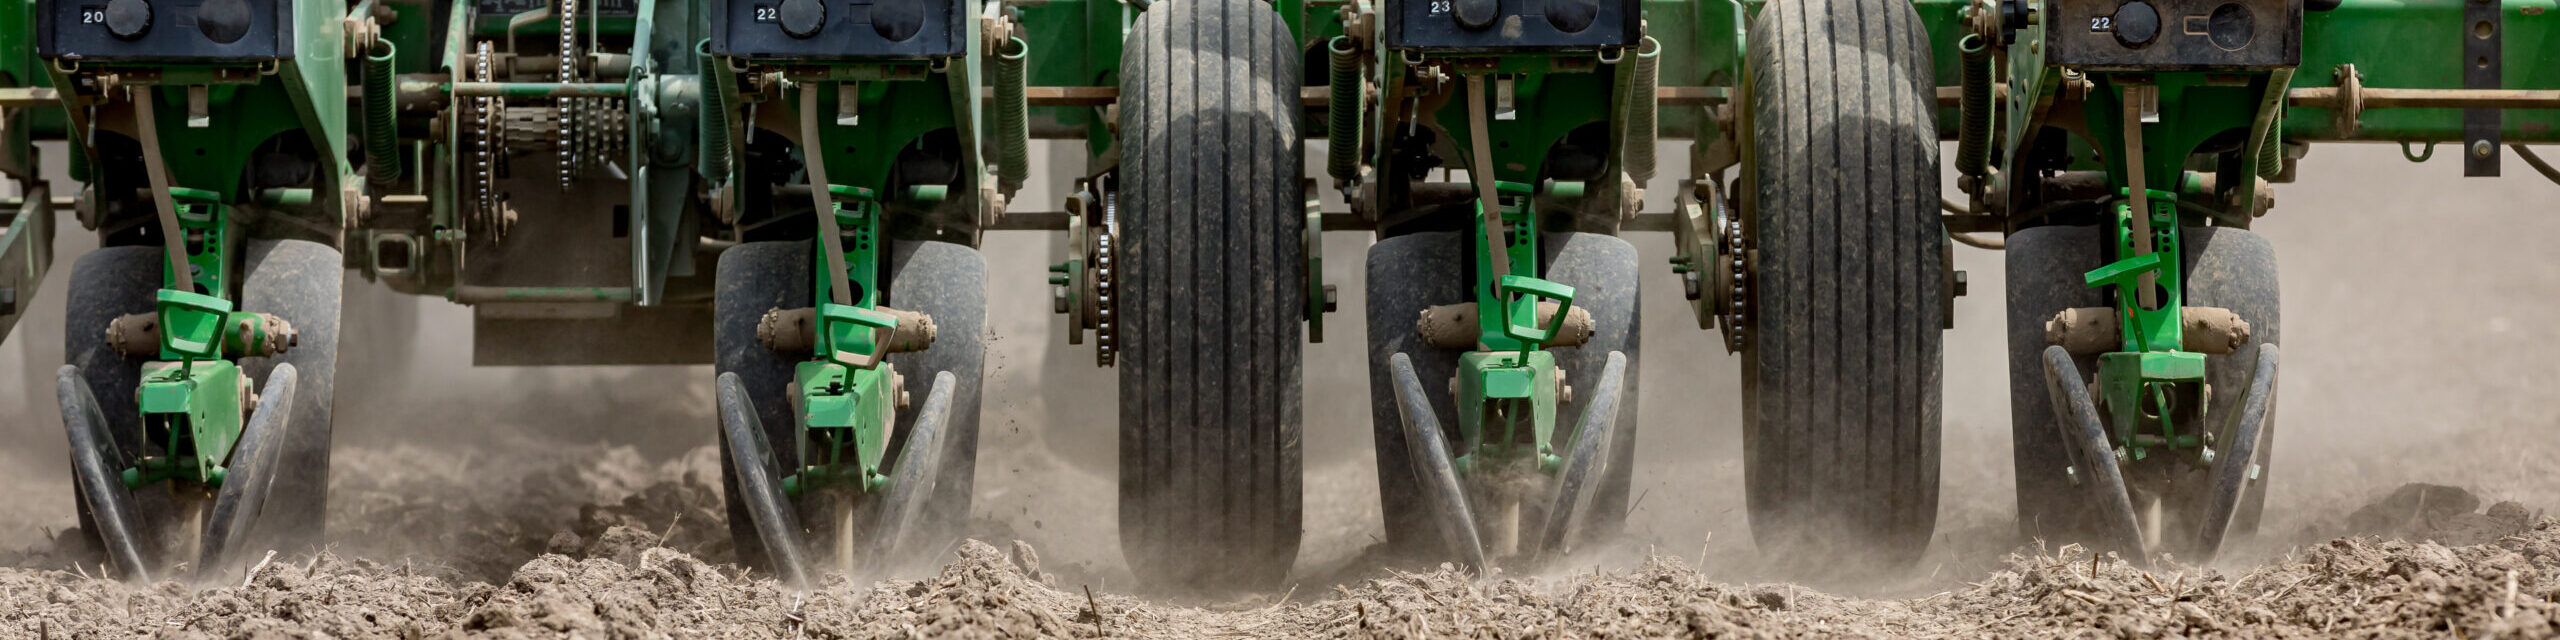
[81,8,106,24]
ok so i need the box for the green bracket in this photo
[137,359,242,485]
[2083,188,2205,458]
[1497,275,1576,347]
[789,358,897,495]
[1453,350,1562,475]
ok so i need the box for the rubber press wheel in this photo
[714,240,812,573]
[1364,231,1465,559]
[237,239,343,554]
[2182,227,2279,542]
[883,240,986,560]
[1541,233,1642,546]
[1116,0,1306,589]
[2005,225,2108,544]
[1740,0,1945,571]
[63,245,177,574]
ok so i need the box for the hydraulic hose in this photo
[363,39,400,187]
[1622,36,1660,183]
[697,40,732,181]
[1325,36,1362,184]
[1955,34,1992,180]
[994,37,1032,195]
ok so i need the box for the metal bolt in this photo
[2472,140,2494,158]
[2200,445,2215,464]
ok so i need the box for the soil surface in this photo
[2,145,2556,638]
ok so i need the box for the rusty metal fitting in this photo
[106,311,297,357]
[1417,302,1595,350]
[2045,306,2251,355]
[756,306,938,354]
[2331,64,2364,139]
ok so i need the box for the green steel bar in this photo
[448,82,631,98]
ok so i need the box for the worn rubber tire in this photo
[884,240,986,558]
[2005,225,2109,544]
[1365,231,1467,558]
[237,239,343,554]
[1541,232,1641,546]
[1116,0,1305,589]
[64,246,179,568]
[1741,0,1945,570]
[2181,227,2279,540]
[714,240,812,573]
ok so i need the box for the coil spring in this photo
[364,40,400,187]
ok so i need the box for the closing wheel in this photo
[59,365,152,582]
[2181,226,2280,542]
[1389,353,1489,575]
[2190,343,2275,562]
[237,239,343,554]
[1741,0,1945,569]
[1365,231,1466,558]
[63,246,177,570]
[867,371,956,573]
[2005,225,2119,546]
[1536,351,1627,562]
[714,240,811,574]
[1541,232,1641,546]
[1115,0,1305,588]
[718,372,816,588]
[2041,345,2146,563]
[884,241,985,559]
[200,365,295,575]
[1364,231,1466,559]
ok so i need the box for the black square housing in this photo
[1383,0,1641,52]
[711,0,965,61]
[38,0,294,62]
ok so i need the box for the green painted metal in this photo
[138,359,243,485]
[2081,189,2207,458]
[787,179,899,496]
[2289,0,2560,142]
[1452,350,1562,474]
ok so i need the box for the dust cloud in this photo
[0,138,2555,636]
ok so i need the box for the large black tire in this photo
[2005,225,2108,543]
[1364,231,1466,558]
[883,240,986,556]
[63,246,180,568]
[2180,227,2279,540]
[714,240,811,572]
[1116,0,1305,588]
[237,239,343,554]
[1741,0,1945,569]
[1541,233,1641,546]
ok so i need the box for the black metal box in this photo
[1384,0,1641,52]
[37,0,295,62]
[2047,0,2301,70]
[712,0,965,61]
